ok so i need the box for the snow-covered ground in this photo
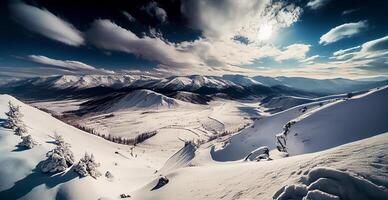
[0,95,158,200]
[1,86,387,200]
[78,99,253,167]
[211,86,388,161]
[133,132,388,200]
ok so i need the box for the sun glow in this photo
[257,23,273,41]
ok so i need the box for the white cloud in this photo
[142,1,167,23]
[181,0,266,39]
[312,35,388,75]
[361,35,388,52]
[319,21,368,45]
[181,0,301,42]
[306,0,331,10]
[332,46,361,56]
[27,55,114,74]
[10,2,84,46]
[300,55,320,63]
[122,11,136,22]
[275,44,311,61]
[86,19,199,68]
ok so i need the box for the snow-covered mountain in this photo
[0,74,315,102]
[1,88,387,200]
[212,86,388,161]
[252,75,388,94]
[222,74,264,86]
[153,75,242,91]
[78,89,183,113]
[2,74,386,96]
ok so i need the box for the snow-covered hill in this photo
[97,89,182,112]
[133,132,388,200]
[1,88,388,200]
[0,94,157,200]
[212,86,388,161]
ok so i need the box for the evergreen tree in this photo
[74,152,101,179]
[40,135,74,173]
[19,135,38,149]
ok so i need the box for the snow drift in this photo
[159,141,197,174]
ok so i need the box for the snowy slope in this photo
[0,95,157,200]
[133,133,388,200]
[104,89,182,112]
[212,86,388,161]
[153,75,243,91]
[222,74,264,86]
[260,96,314,112]
[286,87,388,155]
[158,142,197,174]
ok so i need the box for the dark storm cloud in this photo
[141,1,168,23]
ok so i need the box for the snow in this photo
[102,89,183,112]
[1,85,387,200]
[133,132,388,199]
[0,94,157,199]
[274,167,388,200]
[212,86,388,161]
[159,141,197,174]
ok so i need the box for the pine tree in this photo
[19,135,38,149]
[40,135,74,173]
[74,152,101,179]
[14,122,28,136]
[4,101,23,130]
[53,132,65,145]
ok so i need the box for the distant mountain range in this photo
[0,74,386,103]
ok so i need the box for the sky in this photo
[0,0,387,79]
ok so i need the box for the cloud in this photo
[181,0,266,39]
[342,9,358,16]
[319,21,368,45]
[142,1,167,23]
[332,46,361,56]
[332,35,388,61]
[300,55,320,63]
[306,0,331,10]
[86,19,199,68]
[122,11,136,22]
[181,0,301,42]
[10,2,84,46]
[310,35,388,75]
[26,55,114,74]
[275,44,311,62]
[361,35,388,52]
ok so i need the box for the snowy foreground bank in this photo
[0,87,388,199]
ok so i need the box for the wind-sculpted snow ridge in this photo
[211,86,388,161]
[159,141,197,174]
[273,167,388,200]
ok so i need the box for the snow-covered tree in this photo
[74,153,101,179]
[19,135,38,149]
[53,132,65,145]
[14,122,28,136]
[40,135,74,173]
[4,101,23,129]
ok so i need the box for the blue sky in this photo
[0,0,387,79]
